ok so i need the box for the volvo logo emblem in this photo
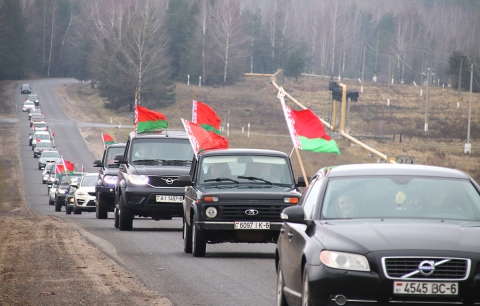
[418,260,435,276]
[245,209,259,216]
[161,178,177,185]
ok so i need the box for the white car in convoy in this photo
[31,130,51,147]
[22,100,35,112]
[72,173,98,214]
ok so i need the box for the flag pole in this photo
[61,157,71,184]
[134,87,139,134]
[278,87,309,187]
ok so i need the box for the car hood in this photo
[131,165,190,176]
[198,185,299,198]
[315,219,480,254]
[77,186,96,193]
[39,157,61,162]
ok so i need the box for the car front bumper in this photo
[122,185,184,216]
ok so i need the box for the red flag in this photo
[102,133,114,147]
[135,106,168,133]
[62,158,75,173]
[55,164,65,177]
[181,119,228,156]
[192,100,221,134]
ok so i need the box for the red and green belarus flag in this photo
[135,105,168,134]
[55,164,65,178]
[181,118,228,157]
[102,133,114,147]
[281,102,340,154]
[62,158,76,173]
[192,100,222,134]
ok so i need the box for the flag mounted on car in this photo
[61,157,75,173]
[102,133,114,147]
[192,100,222,134]
[281,102,340,154]
[135,106,168,134]
[181,118,228,157]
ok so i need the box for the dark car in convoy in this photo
[33,141,55,158]
[93,142,126,219]
[21,84,31,94]
[113,130,194,231]
[179,148,304,257]
[276,163,480,306]
[54,172,84,212]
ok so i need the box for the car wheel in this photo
[183,216,192,254]
[192,213,206,257]
[48,197,53,205]
[301,263,311,306]
[66,205,72,215]
[73,205,82,215]
[277,262,288,306]
[96,194,108,219]
[38,165,41,170]
[118,197,133,231]
[114,207,119,228]
[54,197,62,212]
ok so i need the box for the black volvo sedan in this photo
[276,164,480,306]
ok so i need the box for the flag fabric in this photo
[102,133,114,147]
[135,106,168,133]
[192,100,222,134]
[281,102,340,154]
[134,88,139,133]
[55,164,65,178]
[181,119,228,156]
[62,158,75,173]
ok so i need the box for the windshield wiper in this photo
[237,175,272,185]
[132,159,161,165]
[165,159,192,164]
[204,177,239,184]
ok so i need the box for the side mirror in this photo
[93,159,103,167]
[113,154,126,164]
[70,183,78,188]
[296,176,311,188]
[280,206,312,226]
[178,175,193,187]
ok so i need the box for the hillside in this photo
[67,75,480,181]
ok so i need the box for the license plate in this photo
[234,222,270,230]
[156,195,183,203]
[394,281,458,295]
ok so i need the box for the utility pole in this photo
[457,58,463,100]
[465,61,474,154]
[425,68,430,132]
[387,54,392,106]
[361,44,365,93]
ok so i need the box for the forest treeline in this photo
[1,0,479,109]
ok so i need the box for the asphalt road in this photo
[16,78,278,306]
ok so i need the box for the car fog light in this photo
[205,206,217,218]
[203,196,219,202]
[68,198,74,203]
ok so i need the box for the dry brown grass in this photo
[67,76,480,181]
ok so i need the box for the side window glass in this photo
[302,177,324,220]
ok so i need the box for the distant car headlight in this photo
[320,250,370,272]
[127,174,149,185]
[103,176,118,185]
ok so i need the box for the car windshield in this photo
[59,174,83,186]
[36,134,50,140]
[24,101,34,106]
[36,142,53,148]
[321,176,480,221]
[41,151,59,158]
[81,175,97,187]
[200,155,294,185]
[28,94,38,100]
[131,139,193,163]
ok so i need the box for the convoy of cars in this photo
[23,85,480,305]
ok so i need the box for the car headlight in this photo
[127,174,149,185]
[104,175,118,185]
[320,250,370,272]
[205,206,218,218]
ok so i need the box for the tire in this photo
[66,205,72,215]
[301,263,311,306]
[73,205,82,215]
[96,194,108,219]
[183,216,192,253]
[192,213,206,257]
[54,197,62,212]
[276,262,288,306]
[114,207,119,228]
[48,197,53,205]
[118,197,133,231]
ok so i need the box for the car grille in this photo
[88,192,96,196]
[217,202,287,221]
[148,176,181,188]
[382,257,470,280]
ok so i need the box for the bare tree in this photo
[211,0,247,84]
